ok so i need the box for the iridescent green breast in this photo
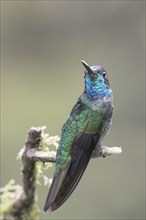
[56,107,103,168]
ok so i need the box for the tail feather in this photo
[44,132,97,212]
[43,158,71,212]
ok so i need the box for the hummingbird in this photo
[44,60,114,212]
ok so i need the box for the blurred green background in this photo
[1,1,145,219]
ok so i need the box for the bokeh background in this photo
[1,1,145,219]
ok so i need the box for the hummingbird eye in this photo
[102,72,106,77]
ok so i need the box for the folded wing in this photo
[43,132,99,212]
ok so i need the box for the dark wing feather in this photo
[46,132,99,212]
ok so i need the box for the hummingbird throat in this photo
[85,80,112,99]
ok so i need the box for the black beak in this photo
[81,60,94,76]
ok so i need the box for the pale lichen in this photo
[35,126,59,187]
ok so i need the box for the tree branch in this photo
[24,145,122,163]
[2,127,42,220]
[0,126,122,220]
[25,149,56,163]
[91,146,122,158]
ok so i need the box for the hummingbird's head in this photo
[81,60,112,99]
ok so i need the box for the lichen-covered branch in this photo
[0,126,122,220]
[23,145,122,163]
[25,149,56,163]
[1,128,42,220]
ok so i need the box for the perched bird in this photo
[44,60,114,212]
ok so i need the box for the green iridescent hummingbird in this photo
[44,60,114,212]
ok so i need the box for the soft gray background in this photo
[1,1,145,219]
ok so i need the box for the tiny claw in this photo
[102,154,106,158]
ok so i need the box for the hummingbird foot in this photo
[92,145,105,158]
